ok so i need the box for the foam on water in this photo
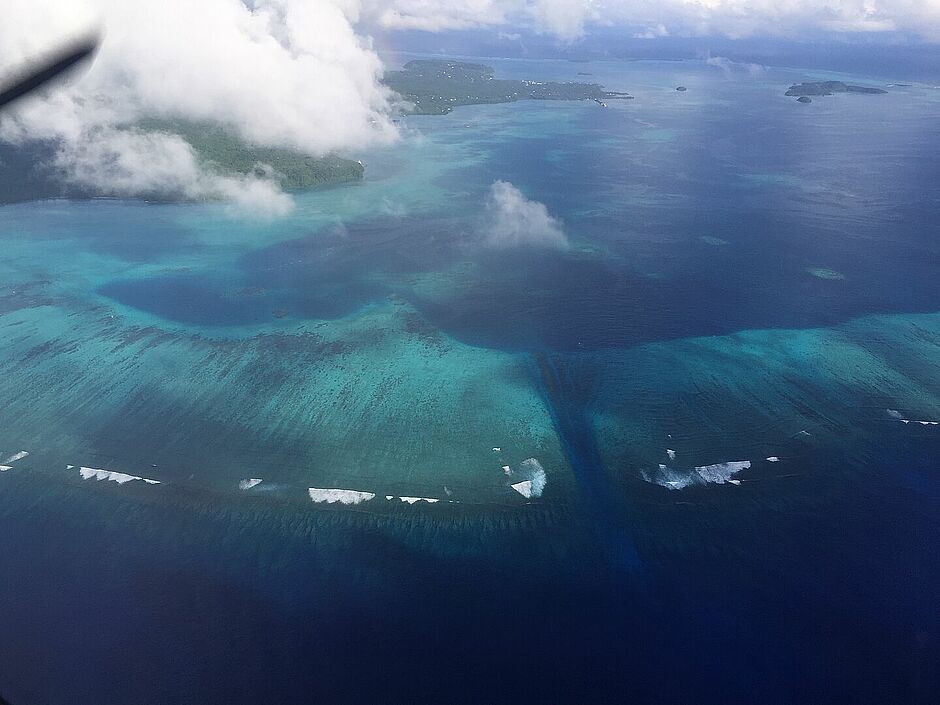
[889,409,938,425]
[307,488,375,505]
[700,236,729,246]
[394,496,441,504]
[238,478,263,490]
[77,467,161,485]
[510,480,534,498]
[695,461,751,484]
[643,460,751,490]
[520,458,547,497]
[641,464,695,490]
[806,267,846,280]
[509,458,547,498]
[3,451,28,463]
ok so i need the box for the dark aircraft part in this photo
[0,35,99,111]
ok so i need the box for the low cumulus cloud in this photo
[58,127,293,215]
[705,55,765,76]
[0,0,398,214]
[483,180,567,249]
[526,0,595,41]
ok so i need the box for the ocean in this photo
[0,57,937,704]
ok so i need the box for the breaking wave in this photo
[643,460,751,490]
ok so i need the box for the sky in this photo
[2,0,940,211]
[368,1,940,43]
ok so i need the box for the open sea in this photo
[0,57,937,704]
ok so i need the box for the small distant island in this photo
[383,59,633,115]
[785,81,888,98]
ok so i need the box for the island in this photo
[0,120,363,205]
[785,81,888,97]
[383,59,633,115]
[137,119,364,192]
[797,96,812,104]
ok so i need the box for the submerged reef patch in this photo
[806,267,845,280]
[699,236,729,246]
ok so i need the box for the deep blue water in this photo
[0,58,938,705]
[1,432,936,704]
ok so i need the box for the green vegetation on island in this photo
[785,81,888,97]
[138,119,364,191]
[0,120,363,205]
[383,59,632,115]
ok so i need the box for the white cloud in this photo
[634,23,670,39]
[483,180,567,249]
[365,1,940,43]
[367,0,510,32]
[526,0,596,42]
[0,0,398,212]
[705,55,765,76]
[56,127,294,215]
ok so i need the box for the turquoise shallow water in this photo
[0,58,937,704]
